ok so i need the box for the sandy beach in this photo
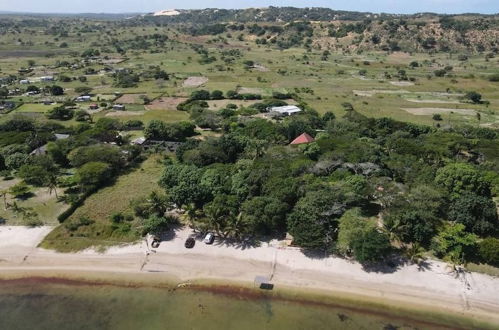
[1,226,499,325]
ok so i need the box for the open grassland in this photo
[40,155,164,252]
[0,178,67,226]
[14,103,57,113]
[2,27,498,128]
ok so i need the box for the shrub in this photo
[479,238,499,266]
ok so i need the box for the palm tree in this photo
[47,174,59,199]
[0,190,8,210]
[183,203,199,229]
[404,243,426,267]
[147,191,170,217]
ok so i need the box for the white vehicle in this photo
[203,233,215,244]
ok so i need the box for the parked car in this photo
[184,237,195,249]
[204,232,215,244]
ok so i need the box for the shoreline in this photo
[1,226,499,327]
[0,269,496,330]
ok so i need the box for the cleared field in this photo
[41,155,164,252]
[183,76,208,87]
[115,93,160,104]
[401,107,478,116]
[0,178,67,226]
[15,103,57,113]
[146,97,188,110]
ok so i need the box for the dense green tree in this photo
[47,106,74,120]
[50,85,64,96]
[18,155,58,186]
[141,214,176,235]
[68,145,124,169]
[350,227,392,264]
[5,153,30,170]
[448,192,498,236]
[160,163,208,207]
[287,188,346,250]
[75,161,111,190]
[385,209,438,245]
[464,91,482,104]
[337,208,376,255]
[479,238,499,266]
[144,120,196,141]
[435,163,491,198]
[190,90,211,100]
[241,196,288,235]
[431,223,478,265]
[203,194,242,238]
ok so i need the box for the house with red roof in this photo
[290,133,315,145]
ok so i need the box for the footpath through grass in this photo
[41,155,164,252]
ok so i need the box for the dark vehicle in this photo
[151,239,160,249]
[184,237,195,249]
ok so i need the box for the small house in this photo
[40,76,54,82]
[131,137,147,146]
[113,104,125,111]
[30,145,48,156]
[290,133,315,145]
[19,79,30,85]
[75,95,91,102]
[269,105,302,116]
[89,104,99,110]
[54,133,70,140]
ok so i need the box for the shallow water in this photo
[0,278,467,330]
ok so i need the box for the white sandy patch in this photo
[402,107,477,116]
[0,226,53,248]
[405,98,461,104]
[183,76,209,87]
[390,81,415,86]
[253,64,269,72]
[353,89,409,97]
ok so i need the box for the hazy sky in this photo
[0,0,497,14]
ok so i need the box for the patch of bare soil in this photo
[390,81,415,86]
[405,99,460,104]
[183,76,209,87]
[237,87,264,94]
[115,94,147,104]
[401,107,477,116]
[146,97,189,110]
[353,89,409,97]
[253,64,269,72]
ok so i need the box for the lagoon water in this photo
[0,278,464,330]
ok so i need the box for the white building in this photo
[269,105,302,116]
[75,95,91,102]
[40,76,54,82]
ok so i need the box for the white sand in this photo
[1,226,499,323]
[390,81,414,86]
[405,98,460,104]
[183,76,208,87]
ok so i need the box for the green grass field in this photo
[14,103,58,113]
[40,155,165,252]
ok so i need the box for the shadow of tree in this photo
[361,255,405,274]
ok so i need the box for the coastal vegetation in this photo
[0,8,497,272]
